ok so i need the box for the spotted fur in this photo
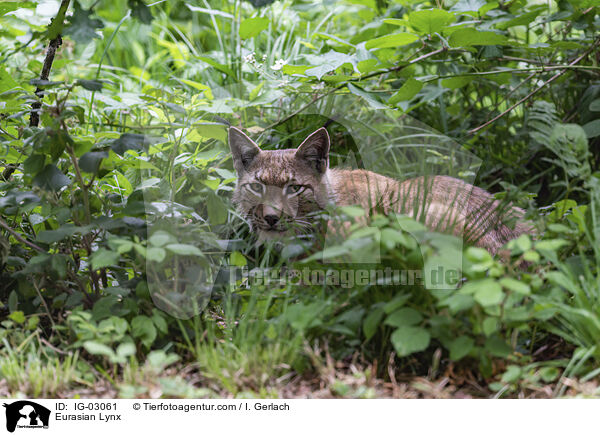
[229,127,533,253]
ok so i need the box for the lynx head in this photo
[229,127,332,241]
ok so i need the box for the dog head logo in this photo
[3,401,50,432]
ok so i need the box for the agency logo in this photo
[2,401,50,433]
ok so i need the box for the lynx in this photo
[228,126,532,254]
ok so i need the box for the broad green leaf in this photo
[473,281,504,307]
[23,154,46,176]
[207,192,228,224]
[131,315,157,348]
[495,7,544,30]
[365,32,419,49]
[116,342,136,358]
[408,9,455,34]
[165,243,204,257]
[499,278,531,295]
[389,78,423,104]
[111,133,149,155]
[149,231,174,247]
[146,247,166,263]
[363,307,384,340]
[441,76,472,89]
[449,28,508,47]
[90,248,120,269]
[583,119,600,138]
[8,311,25,324]
[64,2,105,43]
[239,17,270,39]
[451,0,486,13]
[76,79,103,91]
[32,165,71,191]
[128,0,153,23]
[448,336,474,361]
[391,326,431,357]
[230,251,247,267]
[83,341,116,358]
[485,335,512,357]
[0,66,19,93]
[384,307,423,327]
[304,51,356,80]
[79,151,108,174]
[347,83,387,109]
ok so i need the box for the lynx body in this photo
[228,127,531,254]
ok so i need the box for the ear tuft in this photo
[295,127,330,174]
[228,127,261,173]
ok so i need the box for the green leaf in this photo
[230,251,247,267]
[389,78,423,104]
[116,342,136,358]
[364,32,419,49]
[583,119,600,138]
[239,17,270,39]
[131,315,157,348]
[485,335,512,357]
[8,311,25,324]
[499,278,531,295]
[165,243,204,257]
[90,248,120,269]
[384,307,423,327]
[64,2,105,43]
[441,76,472,89]
[76,79,104,91]
[390,326,430,357]
[304,51,356,80]
[589,99,600,112]
[79,151,108,174]
[408,9,456,34]
[0,66,19,94]
[83,341,116,358]
[473,281,504,307]
[149,231,173,247]
[449,28,508,47]
[347,83,387,109]
[207,192,228,225]
[448,336,474,361]
[501,365,522,383]
[363,307,384,340]
[111,133,153,155]
[23,154,46,176]
[128,0,153,24]
[32,165,71,191]
[450,0,486,13]
[146,247,166,263]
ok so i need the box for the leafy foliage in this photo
[0,0,599,397]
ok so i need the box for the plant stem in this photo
[29,0,71,128]
[468,37,600,135]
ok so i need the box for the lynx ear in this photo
[228,127,261,173]
[295,127,330,174]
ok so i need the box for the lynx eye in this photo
[285,184,304,195]
[247,183,264,195]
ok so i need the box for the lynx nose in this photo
[264,214,280,228]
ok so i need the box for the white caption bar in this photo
[0,399,595,435]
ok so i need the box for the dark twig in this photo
[468,38,600,135]
[29,34,63,128]
[265,46,449,130]
[0,216,45,252]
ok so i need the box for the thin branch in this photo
[0,216,45,252]
[467,38,600,136]
[265,46,449,130]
